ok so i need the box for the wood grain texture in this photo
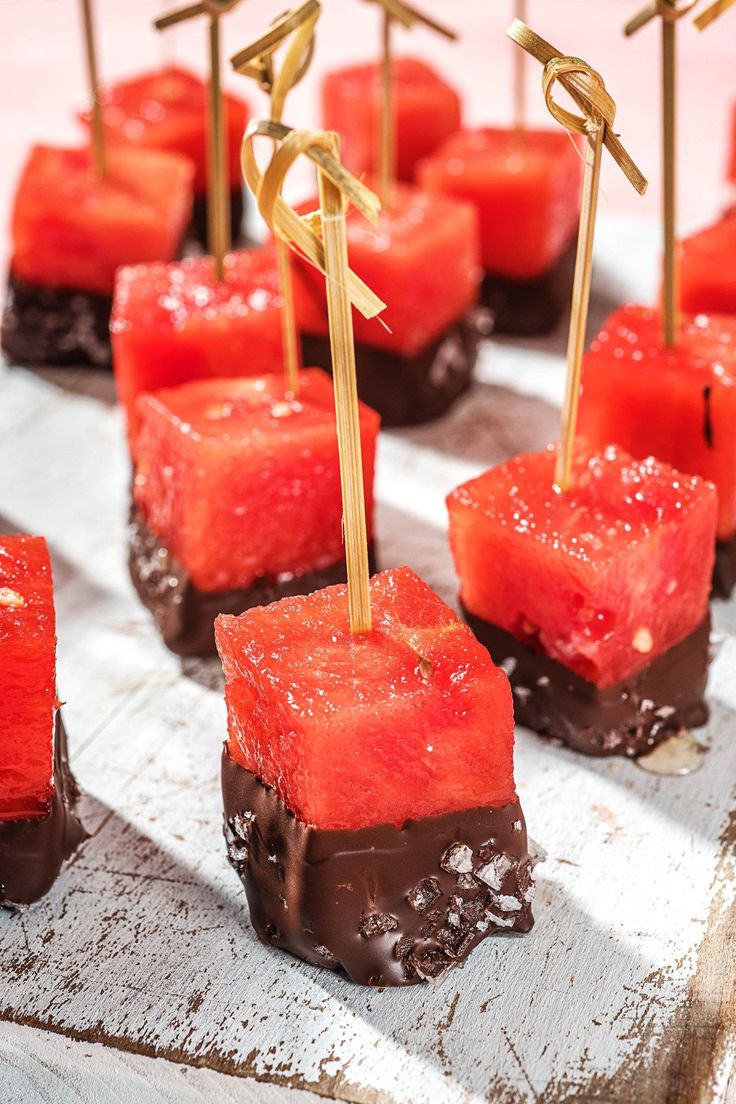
[1,215,735,1103]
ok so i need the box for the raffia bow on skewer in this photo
[231,0,320,124]
[693,0,736,30]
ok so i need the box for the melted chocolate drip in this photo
[222,754,536,987]
[713,534,736,599]
[0,713,87,909]
[2,270,112,368]
[481,237,577,337]
[462,609,710,758]
[128,507,377,658]
[301,309,491,427]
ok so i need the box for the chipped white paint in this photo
[1,215,735,1103]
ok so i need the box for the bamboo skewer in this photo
[693,0,736,28]
[231,0,321,395]
[513,0,528,136]
[81,0,105,176]
[507,21,648,493]
[240,122,385,632]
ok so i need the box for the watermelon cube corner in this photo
[679,214,736,317]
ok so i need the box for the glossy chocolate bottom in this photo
[301,309,492,427]
[1,271,112,368]
[190,187,245,250]
[481,237,577,336]
[128,508,376,658]
[462,608,710,758]
[222,754,536,987]
[713,534,736,599]
[0,713,87,909]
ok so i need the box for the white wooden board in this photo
[1,215,736,1103]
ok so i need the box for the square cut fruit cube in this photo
[295,181,480,357]
[417,128,582,280]
[215,566,516,830]
[112,247,290,441]
[80,65,248,193]
[0,536,57,822]
[10,145,193,296]
[578,305,736,540]
[133,370,379,594]
[679,215,736,317]
[322,57,461,183]
[447,445,717,688]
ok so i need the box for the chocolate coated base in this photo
[301,309,492,427]
[481,237,577,336]
[190,187,245,250]
[713,534,736,600]
[222,755,536,987]
[129,508,376,658]
[463,608,710,758]
[1,271,112,368]
[0,713,87,909]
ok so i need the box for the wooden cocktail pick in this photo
[242,122,385,632]
[155,0,243,281]
[513,0,528,135]
[231,0,321,396]
[624,0,699,346]
[80,0,105,176]
[693,0,736,29]
[507,20,648,493]
[362,0,457,203]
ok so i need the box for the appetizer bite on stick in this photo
[0,536,86,908]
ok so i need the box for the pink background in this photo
[0,0,734,274]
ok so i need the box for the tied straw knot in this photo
[241,120,385,321]
[625,0,699,35]
[541,55,616,138]
[230,0,320,123]
[154,0,241,31]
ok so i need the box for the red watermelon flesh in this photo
[79,65,248,191]
[0,536,57,822]
[112,247,290,443]
[578,305,736,540]
[215,566,516,831]
[417,128,582,280]
[133,370,379,594]
[10,145,193,295]
[322,57,461,183]
[447,444,716,688]
[295,181,480,357]
[680,215,736,316]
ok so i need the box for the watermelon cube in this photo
[132,370,379,595]
[216,567,516,831]
[80,65,249,245]
[448,444,716,689]
[578,306,736,543]
[322,57,461,183]
[679,215,736,317]
[0,536,57,822]
[417,128,582,333]
[112,247,290,442]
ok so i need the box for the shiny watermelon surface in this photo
[680,215,736,316]
[216,567,516,830]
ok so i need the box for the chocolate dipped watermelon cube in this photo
[578,305,736,597]
[0,535,86,907]
[448,444,716,757]
[298,181,487,425]
[216,566,537,986]
[679,215,736,317]
[80,65,249,247]
[417,128,582,334]
[322,57,461,183]
[1,144,193,369]
[130,369,380,656]
[112,246,288,443]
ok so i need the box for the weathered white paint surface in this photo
[1,216,735,1103]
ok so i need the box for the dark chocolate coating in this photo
[190,187,246,251]
[713,534,736,600]
[462,608,710,758]
[222,754,536,987]
[128,507,377,658]
[301,308,491,427]
[1,270,112,368]
[0,713,87,909]
[481,237,577,337]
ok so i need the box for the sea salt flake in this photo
[476,854,514,891]
[441,843,474,874]
[407,877,441,913]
